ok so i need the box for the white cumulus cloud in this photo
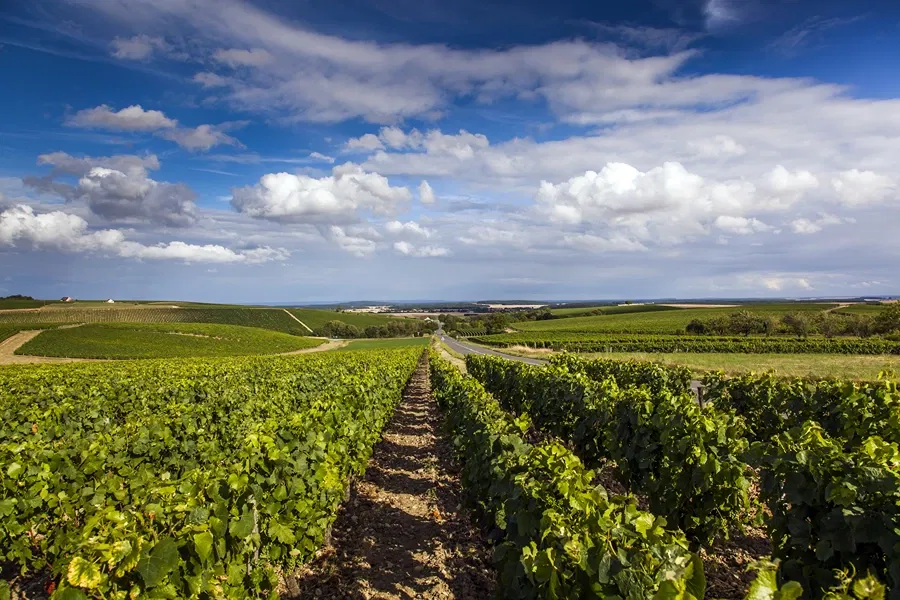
[67,104,177,131]
[0,205,286,264]
[393,241,449,257]
[832,170,895,206]
[418,180,436,204]
[385,220,433,238]
[231,163,411,224]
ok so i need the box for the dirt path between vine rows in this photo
[278,338,348,355]
[0,330,96,365]
[286,359,495,599]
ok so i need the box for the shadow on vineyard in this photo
[288,361,495,599]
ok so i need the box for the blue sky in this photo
[1,0,899,302]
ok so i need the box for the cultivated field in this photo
[0,349,420,598]
[548,303,682,317]
[14,323,324,359]
[286,308,406,330]
[472,332,900,354]
[514,302,839,334]
[341,337,431,351]
[0,304,409,336]
[455,352,896,598]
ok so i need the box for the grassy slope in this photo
[287,309,407,330]
[513,303,838,334]
[549,304,682,317]
[0,305,407,335]
[341,337,430,351]
[835,304,890,315]
[0,299,58,309]
[16,323,323,359]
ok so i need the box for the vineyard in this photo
[13,323,324,359]
[2,343,896,599]
[453,352,897,598]
[511,303,842,334]
[0,349,420,598]
[471,332,900,354]
[0,306,408,337]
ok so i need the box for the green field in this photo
[15,323,324,359]
[548,304,681,317]
[605,352,900,380]
[513,302,838,334]
[341,337,431,351]
[286,308,406,330]
[0,298,57,309]
[835,304,891,315]
[0,305,408,336]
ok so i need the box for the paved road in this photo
[438,331,547,366]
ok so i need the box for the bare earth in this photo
[279,339,348,355]
[286,359,495,599]
[0,331,95,365]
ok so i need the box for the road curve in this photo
[438,331,547,366]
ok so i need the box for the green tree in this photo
[874,303,900,334]
[781,313,810,338]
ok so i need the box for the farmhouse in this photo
[105,298,115,304]
[61,296,75,302]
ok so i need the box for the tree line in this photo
[314,318,438,339]
[684,305,900,338]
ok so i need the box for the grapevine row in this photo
[471,332,900,355]
[465,354,751,545]
[469,353,899,597]
[0,349,420,598]
[427,352,706,599]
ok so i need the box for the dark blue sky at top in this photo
[0,0,898,198]
[1,0,900,301]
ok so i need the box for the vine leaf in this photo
[136,538,179,589]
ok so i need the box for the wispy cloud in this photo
[191,167,239,177]
[768,15,866,56]
[581,22,704,53]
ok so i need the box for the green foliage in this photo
[14,323,323,359]
[550,354,693,394]
[0,324,59,343]
[756,424,900,596]
[0,307,311,335]
[0,306,416,337]
[511,304,839,335]
[743,561,886,600]
[428,352,703,599]
[465,354,751,544]
[0,296,50,309]
[472,332,900,355]
[342,337,431,350]
[314,317,436,339]
[286,308,409,331]
[701,372,900,447]
[549,304,682,317]
[874,304,900,335]
[0,348,420,598]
